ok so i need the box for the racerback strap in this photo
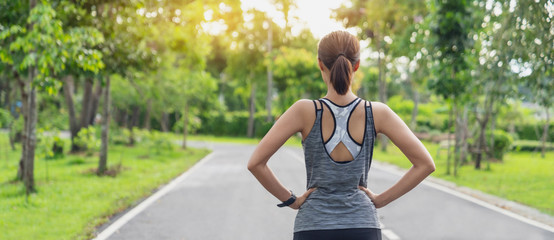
[320,98,362,158]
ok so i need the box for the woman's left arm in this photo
[359,102,435,208]
[247,100,314,209]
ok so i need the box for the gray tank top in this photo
[294,98,380,232]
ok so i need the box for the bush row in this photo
[195,111,274,138]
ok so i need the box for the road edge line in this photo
[93,152,217,240]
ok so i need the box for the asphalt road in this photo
[97,141,554,240]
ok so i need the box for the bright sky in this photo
[240,0,356,38]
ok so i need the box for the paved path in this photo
[96,141,554,240]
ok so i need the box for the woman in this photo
[247,30,435,240]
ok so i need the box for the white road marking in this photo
[421,178,554,233]
[93,152,217,240]
[371,160,554,233]
[382,229,401,240]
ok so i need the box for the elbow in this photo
[247,159,262,173]
[426,160,436,174]
[415,158,435,175]
[247,161,256,172]
[428,164,436,174]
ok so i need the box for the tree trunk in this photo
[446,102,453,175]
[89,80,103,125]
[247,82,256,138]
[8,120,16,151]
[98,76,110,175]
[541,107,550,158]
[475,119,486,170]
[121,110,128,129]
[410,87,419,130]
[16,79,27,181]
[128,106,139,145]
[80,78,93,129]
[24,83,37,194]
[460,106,469,164]
[377,45,388,151]
[62,75,82,152]
[161,112,169,132]
[2,80,10,108]
[23,1,37,196]
[488,112,497,160]
[182,101,189,149]
[144,99,152,130]
[266,21,273,122]
[453,103,461,176]
[174,112,181,134]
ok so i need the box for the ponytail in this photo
[317,31,360,95]
[329,55,353,95]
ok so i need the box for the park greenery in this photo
[0,0,553,237]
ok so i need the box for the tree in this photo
[226,9,273,137]
[505,0,553,158]
[428,0,472,173]
[0,0,104,191]
[335,0,427,151]
[467,0,518,168]
[89,0,158,175]
[272,46,323,111]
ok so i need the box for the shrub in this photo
[144,130,173,155]
[74,126,99,156]
[513,140,554,152]
[109,128,130,145]
[197,111,275,138]
[37,127,65,160]
[486,129,514,160]
[513,122,554,141]
[0,108,13,128]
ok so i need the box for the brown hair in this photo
[317,31,360,95]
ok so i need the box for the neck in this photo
[324,86,357,104]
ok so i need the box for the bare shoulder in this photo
[368,101,396,133]
[288,99,316,115]
[369,101,392,114]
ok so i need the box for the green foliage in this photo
[513,140,554,152]
[9,117,24,143]
[272,46,323,111]
[486,129,514,161]
[387,96,449,131]
[428,0,472,100]
[109,127,131,146]
[513,122,554,142]
[36,127,64,160]
[0,108,13,128]
[144,131,174,155]
[197,111,274,138]
[37,103,68,131]
[74,126,99,155]
[0,2,104,94]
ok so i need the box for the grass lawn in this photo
[373,141,554,216]
[0,133,210,240]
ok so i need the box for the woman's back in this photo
[248,30,434,240]
[295,98,380,232]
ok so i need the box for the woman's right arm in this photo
[361,102,435,208]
